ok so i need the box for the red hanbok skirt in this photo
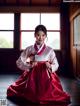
[7,62,70,104]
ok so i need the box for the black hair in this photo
[35,25,47,35]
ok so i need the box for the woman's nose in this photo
[39,35,43,39]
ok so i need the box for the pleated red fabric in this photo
[7,62,70,104]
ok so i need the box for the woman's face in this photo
[35,31,46,45]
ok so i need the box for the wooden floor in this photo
[0,74,80,106]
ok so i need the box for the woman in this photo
[7,25,70,104]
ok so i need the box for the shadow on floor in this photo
[0,74,80,106]
[7,96,70,106]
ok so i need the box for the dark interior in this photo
[0,0,80,106]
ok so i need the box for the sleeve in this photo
[50,49,59,72]
[16,48,32,71]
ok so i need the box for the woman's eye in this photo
[42,34,45,36]
[36,34,45,37]
[37,34,40,36]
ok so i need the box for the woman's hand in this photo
[26,56,37,68]
[26,54,35,64]
[45,61,51,69]
[31,61,38,68]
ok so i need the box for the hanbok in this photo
[7,43,70,104]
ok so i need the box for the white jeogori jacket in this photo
[16,44,59,72]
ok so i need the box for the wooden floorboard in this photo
[0,74,80,106]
